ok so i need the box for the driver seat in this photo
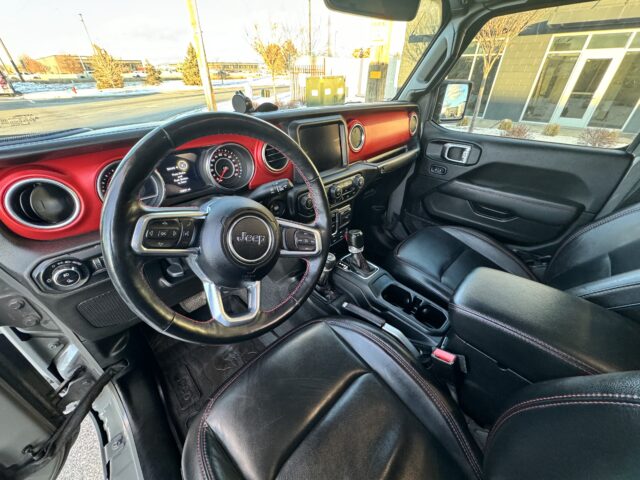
[181,318,640,480]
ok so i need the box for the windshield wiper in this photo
[0,128,93,147]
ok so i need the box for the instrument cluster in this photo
[97,143,263,206]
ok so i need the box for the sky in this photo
[1,0,409,65]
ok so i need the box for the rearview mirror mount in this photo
[436,81,472,123]
[323,0,420,21]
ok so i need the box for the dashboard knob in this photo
[328,184,343,202]
[353,175,365,189]
[298,194,313,212]
[51,264,83,289]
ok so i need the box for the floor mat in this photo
[147,261,336,442]
[146,331,265,440]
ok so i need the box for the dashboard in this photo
[0,106,419,242]
[0,102,420,340]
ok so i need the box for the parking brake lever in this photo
[341,302,421,358]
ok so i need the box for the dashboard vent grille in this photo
[263,145,288,171]
[4,179,80,229]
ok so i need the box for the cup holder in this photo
[381,284,412,309]
[414,303,447,329]
[381,283,447,330]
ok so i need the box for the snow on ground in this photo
[18,80,213,100]
[13,77,290,101]
[445,125,629,149]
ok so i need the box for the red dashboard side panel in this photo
[345,110,414,163]
[0,145,132,240]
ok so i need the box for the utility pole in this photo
[308,0,312,56]
[327,15,332,57]
[78,14,96,52]
[0,37,24,82]
[185,0,216,111]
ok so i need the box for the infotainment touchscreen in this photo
[297,122,343,172]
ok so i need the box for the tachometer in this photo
[97,161,165,207]
[204,144,254,191]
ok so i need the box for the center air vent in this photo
[262,144,289,172]
[4,178,80,229]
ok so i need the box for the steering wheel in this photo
[101,112,330,344]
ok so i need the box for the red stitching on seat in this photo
[196,320,326,479]
[546,203,640,274]
[485,399,640,455]
[328,321,484,480]
[450,304,600,375]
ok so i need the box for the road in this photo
[0,86,288,136]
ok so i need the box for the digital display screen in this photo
[159,152,208,197]
[298,123,343,172]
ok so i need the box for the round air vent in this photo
[409,112,419,136]
[4,178,80,229]
[348,123,365,152]
[262,144,289,172]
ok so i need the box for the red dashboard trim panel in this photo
[0,108,416,241]
[0,145,131,240]
[346,110,414,163]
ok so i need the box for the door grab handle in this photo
[442,143,472,164]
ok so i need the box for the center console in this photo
[315,230,640,429]
[316,228,450,351]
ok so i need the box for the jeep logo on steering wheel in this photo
[236,231,267,245]
[227,215,273,264]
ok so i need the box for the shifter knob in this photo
[346,229,364,252]
[324,252,337,271]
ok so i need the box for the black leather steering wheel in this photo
[101,112,330,344]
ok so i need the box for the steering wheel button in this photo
[143,237,179,249]
[293,230,316,251]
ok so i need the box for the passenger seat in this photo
[387,203,640,321]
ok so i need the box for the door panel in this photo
[405,122,633,247]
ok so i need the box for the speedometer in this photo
[97,161,165,207]
[204,144,254,191]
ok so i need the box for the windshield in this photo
[0,0,441,138]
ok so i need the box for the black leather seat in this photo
[388,204,640,319]
[182,318,640,479]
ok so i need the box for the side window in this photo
[439,0,640,148]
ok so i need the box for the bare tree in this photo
[468,11,540,132]
[398,0,442,86]
[250,25,300,101]
[254,42,285,99]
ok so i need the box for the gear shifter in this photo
[346,229,373,276]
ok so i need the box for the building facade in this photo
[38,55,143,74]
[452,0,640,133]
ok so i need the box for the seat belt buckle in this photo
[431,348,466,386]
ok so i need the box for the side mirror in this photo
[436,81,472,123]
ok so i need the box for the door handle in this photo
[442,143,472,164]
